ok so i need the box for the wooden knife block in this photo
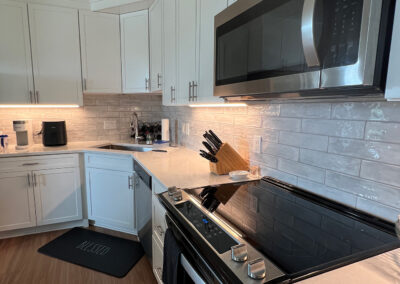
[209,143,249,175]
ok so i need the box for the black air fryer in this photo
[42,121,67,146]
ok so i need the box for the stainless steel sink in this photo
[95,144,152,152]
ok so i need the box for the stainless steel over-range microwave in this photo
[214,0,395,101]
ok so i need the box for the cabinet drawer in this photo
[85,153,133,172]
[152,193,167,246]
[152,233,164,283]
[0,154,79,173]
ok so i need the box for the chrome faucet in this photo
[131,112,139,143]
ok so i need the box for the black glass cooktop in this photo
[185,178,400,276]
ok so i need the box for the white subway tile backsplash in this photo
[329,137,400,165]
[360,161,400,188]
[164,100,400,221]
[0,94,163,144]
[300,149,361,176]
[302,119,365,139]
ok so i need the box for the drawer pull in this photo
[22,163,40,166]
[156,267,162,277]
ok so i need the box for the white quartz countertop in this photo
[0,142,257,189]
[0,142,399,282]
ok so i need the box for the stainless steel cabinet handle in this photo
[22,163,40,166]
[33,173,37,187]
[188,82,193,101]
[171,86,176,103]
[35,91,39,104]
[29,91,33,103]
[83,78,87,91]
[145,78,149,90]
[27,173,31,187]
[157,73,162,88]
[156,267,162,277]
[301,0,320,67]
[128,175,133,189]
[192,81,198,101]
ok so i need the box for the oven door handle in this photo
[301,0,320,67]
[181,254,206,284]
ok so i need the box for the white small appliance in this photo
[13,120,33,150]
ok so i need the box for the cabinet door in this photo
[87,168,135,233]
[0,171,36,232]
[177,0,197,104]
[79,11,121,94]
[197,0,227,103]
[121,10,150,94]
[162,0,177,106]
[0,1,34,104]
[149,0,163,92]
[33,168,82,226]
[28,4,82,105]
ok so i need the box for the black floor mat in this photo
[38,227,144,278]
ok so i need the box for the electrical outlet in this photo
[186,123,190,136]
[249,195,259,213]
[253,136,262,154]
[104,120,117,130]
[182,123,186,135]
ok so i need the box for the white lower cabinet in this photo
[0,154,82,233]
[85,153,136,234]
[87,168,135,233]
[0,171,36,232]
[152,233,164,283]
[34,168,82,226]
[152,179,167,282]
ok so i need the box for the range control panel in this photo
[176,201,237,254]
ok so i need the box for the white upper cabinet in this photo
[28,4,83,105]
[121,10,150,93]
[79,11,122,94]
[149,0,163,92]
[177,0,198,104]
[162,0,177,105]
[197,0,227,103]
[0,1,34,104]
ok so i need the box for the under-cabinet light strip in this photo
[0,105,80,108]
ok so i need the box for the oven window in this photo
[216,0,310,86]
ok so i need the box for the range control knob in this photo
[247,258,266,280]
[231,244,248,262]
[172,191,182,201]
[168,186,178,196]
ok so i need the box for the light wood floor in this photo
[0,226,157,284]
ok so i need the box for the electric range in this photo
[159,177,400,283]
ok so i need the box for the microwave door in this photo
[320,0,383,89]
[214,0,321,98]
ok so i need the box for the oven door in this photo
[165,214,223,284]
[214,0,321,98]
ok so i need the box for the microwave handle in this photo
[301,0,320,67]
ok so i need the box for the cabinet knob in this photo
[231,244,248,262]
[247,258,266,280]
